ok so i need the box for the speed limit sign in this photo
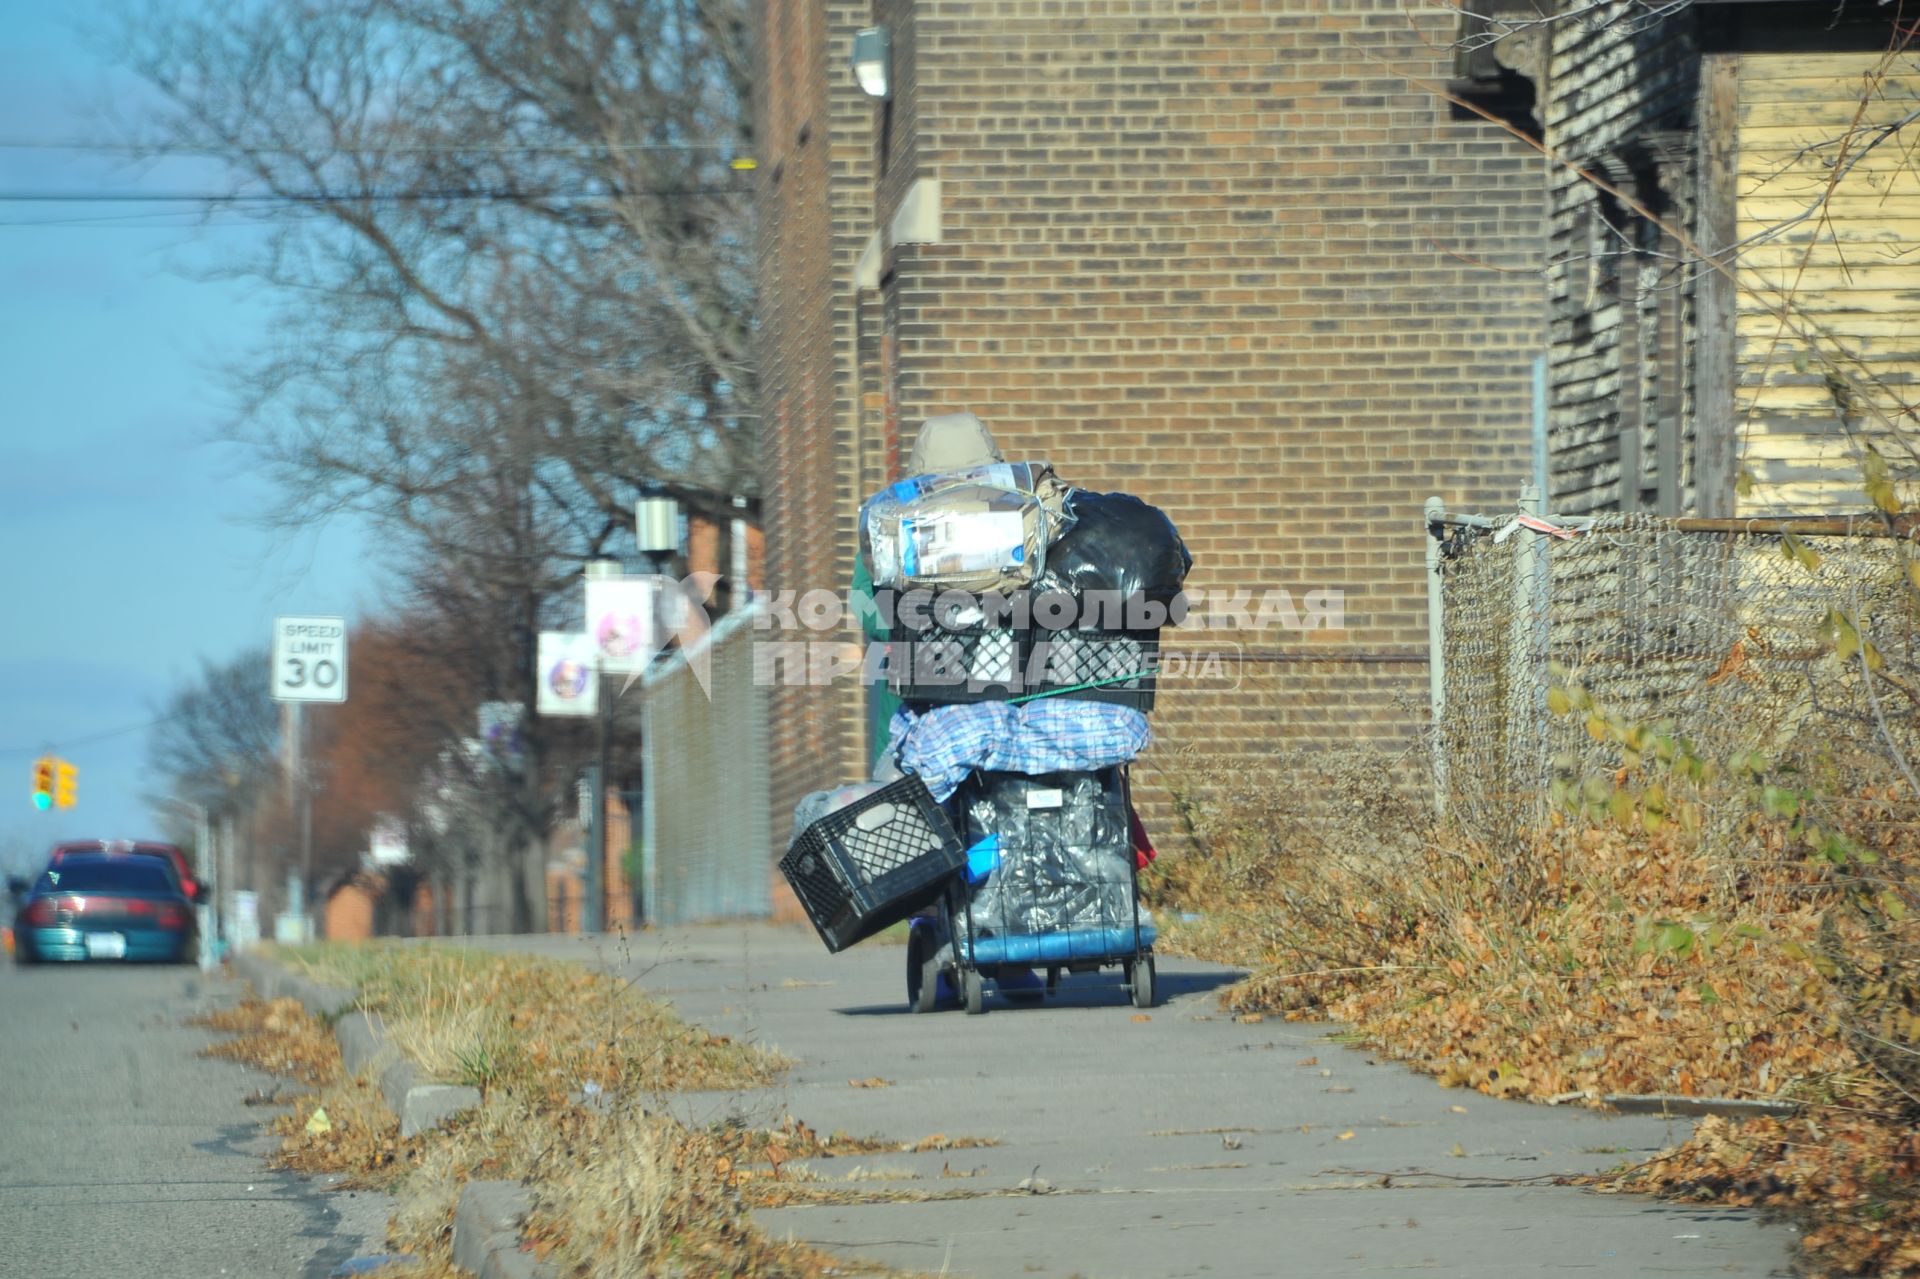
[272,616,349,703]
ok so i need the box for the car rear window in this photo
[37,861,177,894]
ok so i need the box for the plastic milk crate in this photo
[780,776,968,952]
[884,589,1162,710]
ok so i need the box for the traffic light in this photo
[30,757,53,811]
[54,761,76,810]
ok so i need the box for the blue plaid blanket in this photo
[879,700,1150,800]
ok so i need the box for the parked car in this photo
[13,852,199,963]
[47,839,202,903]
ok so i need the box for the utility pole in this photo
[581,560,621,938]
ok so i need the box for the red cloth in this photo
[1128,803,1157,869]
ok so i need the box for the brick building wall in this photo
[755,0,1546,843]
[754,1,885,853]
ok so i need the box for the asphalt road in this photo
[0,957,392,1279]
[478,925,1801,1279]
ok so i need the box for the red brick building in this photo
[752,1,1547,843]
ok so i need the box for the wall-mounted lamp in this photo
[850,26,891,101]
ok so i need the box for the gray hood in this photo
[907,411,1003,475]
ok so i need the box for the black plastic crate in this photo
[780,776,967,952]
[886,625,1159,710]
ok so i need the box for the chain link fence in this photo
[640,605,773,924]
[1429,495,1920,863]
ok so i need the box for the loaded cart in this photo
[780,408,1186,1018]
[905,766,1156,1015]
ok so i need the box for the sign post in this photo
[272,616,347,944]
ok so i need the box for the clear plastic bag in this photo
[789,781,891,849]
[860,463,1076,593]
[954,770,1137,939]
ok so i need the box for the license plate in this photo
[85,933,127,960]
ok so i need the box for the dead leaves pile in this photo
[191,997,341,1088]
[1158,808,1920,1275]
[1176,822,1852,1103]
[193,996,421,1189]
[270,1076,423,1188]
[1606,1099,1920,1277]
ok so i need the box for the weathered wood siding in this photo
[1735,52,1920,514]
[1544,7,1702,516]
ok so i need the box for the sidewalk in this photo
[469,925,1797,1279]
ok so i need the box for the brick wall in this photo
[756,0,1545,843]
[754,0,883,857]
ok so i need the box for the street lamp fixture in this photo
[634,494,679,568]
[850,26,891,101]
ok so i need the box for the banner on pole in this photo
[585,576,660,675]
[536,632,599,717]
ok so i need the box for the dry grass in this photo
[205,944,909,1278]
[278,942,783,1094]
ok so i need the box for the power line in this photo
[0,713,178,758]
[0,185,742,204]
[0,136,741,156]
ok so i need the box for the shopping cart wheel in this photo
[907,928,938,1014]
[962,968,985,1015]
[1129,955,1156,1009]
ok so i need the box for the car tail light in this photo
[121,898,155,916]
[155,904,189,929]
[22,899,56,926]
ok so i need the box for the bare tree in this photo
[146,646,281,818]
[115,0,755,930]
[115,0,757,553]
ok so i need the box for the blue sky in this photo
[0,3,371,873]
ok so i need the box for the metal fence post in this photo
[1508,484,1550,824]
[1425,495,1449,815]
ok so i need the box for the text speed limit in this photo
[272,615,349,703]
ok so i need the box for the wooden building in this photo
[1538,0,1918,516]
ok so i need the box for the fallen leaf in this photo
[1337,1130,1356,1141]
[305,1107,332,1136]
[1450,1143,1467,1158]
[848,1077,892,1089]
[1130,1014,1151,1023]
[1296,1056,1319,1067]
[1236,1013,1265,1024]
[1449,1105,1469,1115]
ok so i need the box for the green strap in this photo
[1007,671,1146,704]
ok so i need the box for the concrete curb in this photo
[230,951,550,1278]
[229,950,482,1137]
[231,949,357,1020]
[452,1181,555,1279]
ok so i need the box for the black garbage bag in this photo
[1038,491,1191,604]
